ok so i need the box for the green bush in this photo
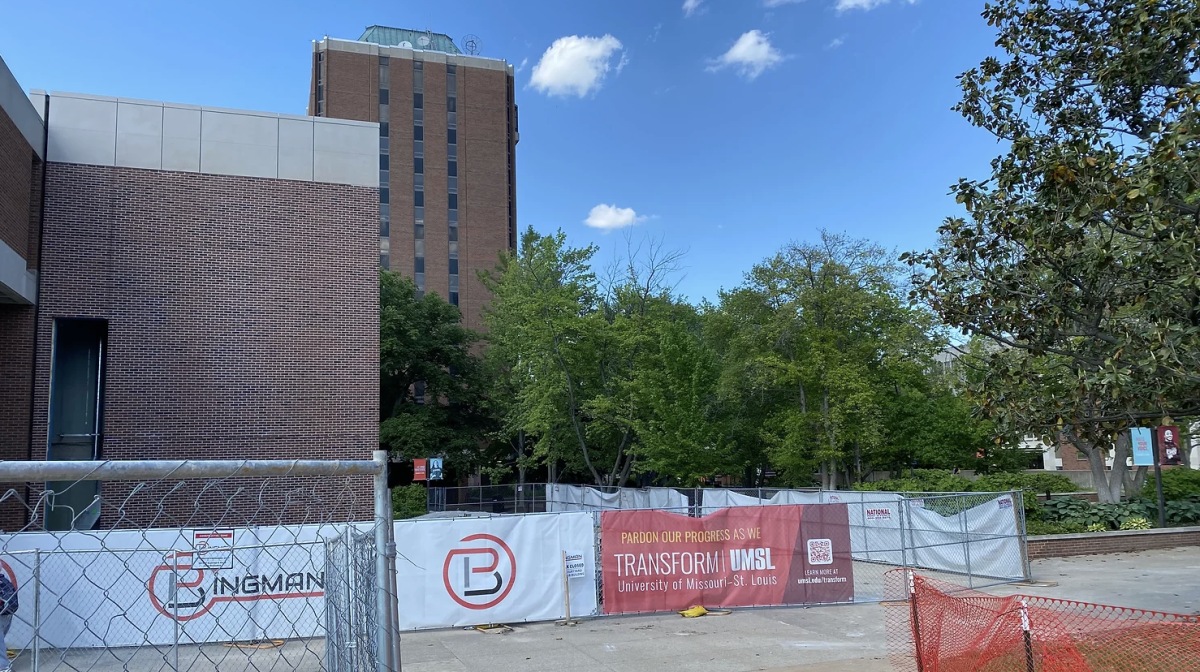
[1165,496,1200,525]
[1120,517,1152,531]
[1143,467,1200,501]
[1025,520,1087,535]
[1085,523,1108,532]
[392,483,428,520]
[856,469,1078,496]
[973,472,1079,495]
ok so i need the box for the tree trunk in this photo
[1073,430,1135,503]
[854,441,862,485]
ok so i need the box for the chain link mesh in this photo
[0,460,393,672]
[884,569,1200,672]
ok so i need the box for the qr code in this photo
[807,538,833,565]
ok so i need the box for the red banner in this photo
[601,504,853,614]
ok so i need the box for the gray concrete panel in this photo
[42,91,377,186]
[115,100,164,170]
[47,94,117,165]
[162,105,201,172]
[199,110,278,179]
[278,117,315,182]
[0,55,44,157]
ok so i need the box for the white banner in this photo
[0,524,336,649]
[395,512,598,630]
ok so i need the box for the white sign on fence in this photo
[395,512,597,630]
[564,550,586,579]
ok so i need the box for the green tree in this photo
[906,0,1200,500]
[712,232,946,487]
[379,271,492,474]
[483,228,725,486]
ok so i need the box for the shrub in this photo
[392,483,427,520]
[1120,517,1153,531]
[1085,523,1108,532]
[1025,520,1087,535]
[973,472,1079,494]
[1143,467,1200,501]
[1165,496,1200,525]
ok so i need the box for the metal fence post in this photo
[961,494,973,588]
[1020,599,1035,672]
[372,450,395,672]
[1014,490,1032,582]
[172,552,180,672]
[385,488,402,672]
[908,570,925,672]
[32,549,40,672]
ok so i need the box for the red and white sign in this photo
[413,459,427,481]
[601,504,853,614]
[395,512,597,629]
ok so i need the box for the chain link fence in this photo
[0,454,400,672]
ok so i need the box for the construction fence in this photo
[0,466,1031,664]
[432,484,1032,590]
[0,454,401,672]
[884,569,1200,672]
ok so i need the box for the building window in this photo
[379,55,391,270]
[315,52,325,116]
[46,319,107,531]
[413,60,425,292]
[449,292,459,306]
[448,193,458,210]
[447,129,457,144]
[448,161,457,177]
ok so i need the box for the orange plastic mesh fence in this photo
[883,569,1200,672]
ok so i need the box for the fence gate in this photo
[325,527,379,672]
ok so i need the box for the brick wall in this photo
[317,46,515,332]
[0,103,34,258]
[460,66,513,333]
[1027,526,1200,559]
[23,163,379,528]
[0,100,40,532]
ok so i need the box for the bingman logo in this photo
[441,534,516,610]
[147,551,324,621]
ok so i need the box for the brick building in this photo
[310,27,518,332]
[0,55,380,530]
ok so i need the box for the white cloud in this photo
[827,36,845,49]
[763,0,805,6]
[683,0,705,17]
[529,35,624,98]
[836,0,916,11]
[616,51,630,75]
[706,30,785,80]
[515,57,529,73]
[585,204,647,231]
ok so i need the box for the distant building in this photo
[310,26,519,331]
[0,55,379,530]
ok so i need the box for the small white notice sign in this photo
[564,551,586,579]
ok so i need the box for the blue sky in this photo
[1,0,1001,303]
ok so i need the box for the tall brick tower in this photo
[310,27,518,332]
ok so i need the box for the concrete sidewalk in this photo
[7,548,1193,672]
[397,547,1199,672]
